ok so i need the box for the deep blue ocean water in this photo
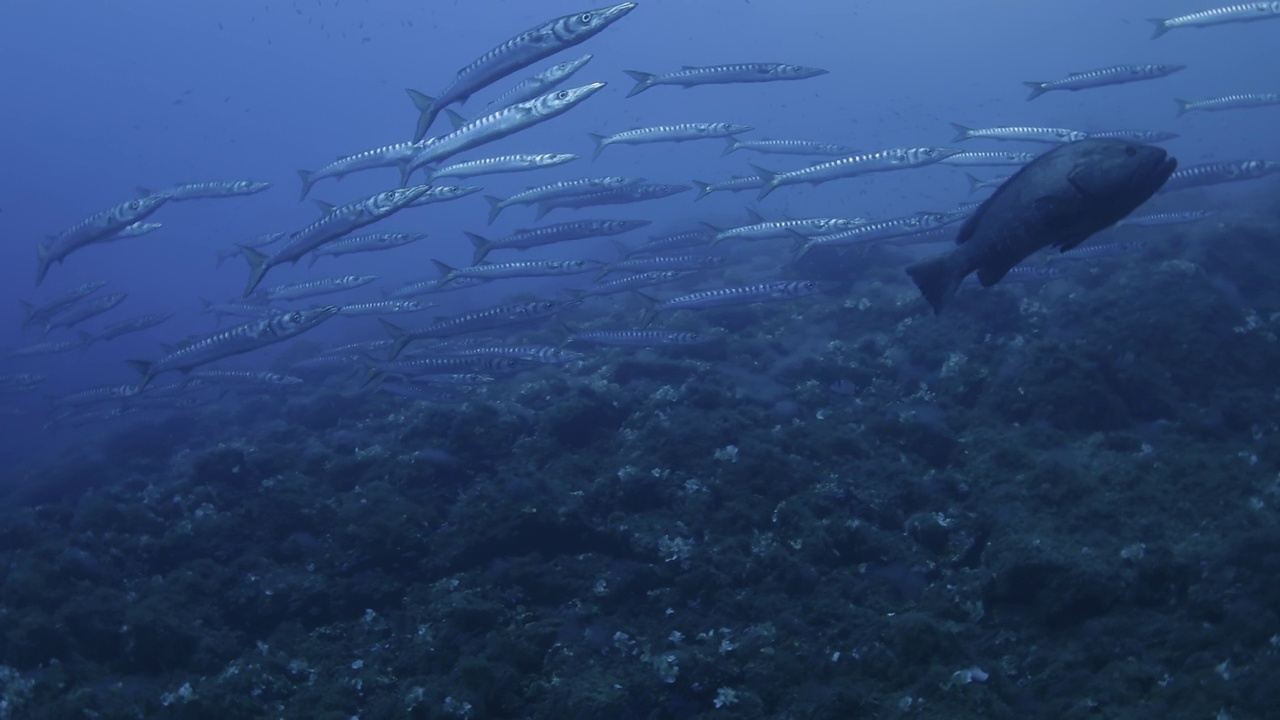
[1,2,1279,716]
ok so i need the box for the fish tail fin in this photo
[534,204,552,221]
[964,173,984,195]
[1147,18,1169,39]
[623,70,656,97]
[949,122,975,143]
[213,250,228,268]
[296,169,315,200]
[905,251,967,315]
[306,253,320,269]
[125,360,154,390]
[749,163,779,200]
[465,232,491,264]
[239,245,270,298]
[17,300,33,325]
[406,88,438,142]
[483,195,505,225]
[691,180,712,201]
[430,259,455,283]
[34,243,51,286]
[588,133,609,161]
[721,138,740,156]
[1022,81,1048,101]
[1173,98,1191,117]
[791,239,814,264]
[379,318,410,359]
[633,291,659,328]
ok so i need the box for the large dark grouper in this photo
[905,138,1175,314]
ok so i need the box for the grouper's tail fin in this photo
[905,251,968,315]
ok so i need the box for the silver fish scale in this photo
[494,219,642,247]
[427,153,576,181]
[717,217,865,244]
[628,232,712,256]
[387,300,570,353]
[569,329,706,346]
[499,176,641,207]
[727,139,854,156]
[956,125,1089,143]
[811,213,951,248]
[606,254,726,274]
[652,280,828,314]
[1086,129,1179,143]
[406,186,483,207]
[540,184,689,212]
[693,176,764,199]
[274,187,428,263]
[1159,3,1280,30]
[264,275,376,301]
[47,293,127,329]
[377,355,532,375]
[573,271,690,297]
[94,313,173,341]
[189,370,302,386]
[315,233,424,254]
[1179,93,1280,112]
[388,276,488,299]
[601,123,748,144]
[338,301,427,316]
[940,151,1038,166]
[40,194,169,278]
[55,384,140,407]
[439,344,585,364]
[1162,160,1280,190]
[448,259,594,280]
[159,180,270,199]
[1118,210,1215,226]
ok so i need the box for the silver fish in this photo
[199,298,279,324]
[406,4,634,140]
[140,180,271,201]
[434,344,585,365]
[722,138,855,157]
[20,281,109,329]
[1174,93,1280,117]
[297,141,420,200]
[337,300,433,317]
[215,232,287,268]
[386,276,489,299]
[483,54,595,113]
[566,270,692,300]
[1148,3,1280,38]
[795,212,959,261]
[950,123,1089,144]
[467,218,650,263]
[260,275,378,302]
[239,186,429,297]
[6,340,83,358]
[622,230,713,257]
[596,253,728,280]
[308,232,426,267]
[638,280,835,327]
[752,147,961,200]
[563,327,711,347]
[709,212,867,247]
[483,176,642,224]
[79,313,173,347]
[966,173,1012,195]
[53,384,141,409]
[405,185,484,208]
[127,306,339,388]
[1159,159,1280,193]
[535,183,690,218]
[37,195,169,285]
[589,123,752,160]
[1047,240,1147,261]
[188,370,304,387]
[381,300,575,358]
[691,175,765,200]
[940,151,1038,167]
[406,83,606,180]
[624,63,827,97]
[1024,64,1185,101]
[1116,210,1215,227]
[110,221,164,240]
[1085,129,1180,144]
[423,152,577,183]
[432,258,599,284]
[45,292,127,336]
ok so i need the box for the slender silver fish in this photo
[127,306,339,388]
[1159,159,1280,192]
[20,281,108,329]
[423,152,577,184]
[950,123,1088,144]
[691,175,765,200]
[37,195,169,285]
[722,138,855,157]
[752,147,961,200]
[432,258,599,284]
[1148,3,1280,38]
[535,183,690,218]
[139,180,271,201]
[79,313,173,347]
[623,63,827,97]
[589,123,752,160]
[382,300,576,358]
[337,300,433,317]
[406,83,606,180]
[637,280,835,327]
[483,176,643,224]
[467,218,650,263]
[308,232,426,267]
[259,275,379,303]
[1174,93,1280,117]
[239,185,429,297]
[940,151,1039,167]
[483,54,594,113]
[1086,129,1179,144]
[1023,64,1184,101]
[406,3,635,141]
[297,141,420,200]
[44,293,128,336]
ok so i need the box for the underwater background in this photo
[1,0,1279,717]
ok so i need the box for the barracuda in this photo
[752,147,962,200]
[297,141,420,200]
[637,280,835,327]
[467,218,649,263]
[484,54,594,113]
[381,300,575,358]
[1148,3,1280,38]
[37,194,169,285]
[483,176,643,224]
[423,152,578,183]
[589,123,751,160]
[1023,64,1184,101]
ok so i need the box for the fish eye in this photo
[290,313,302,322]
[129,200,140,209]
[1124,146,1137,157]
[556,91,569,100]
[579,13,592,21]
[383,191,395,200]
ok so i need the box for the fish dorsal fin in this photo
[312,200,336,215]
[744,208,766,223]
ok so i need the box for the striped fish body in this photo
[262,275,379,302]
[966,173,1012,195]
[382,300,573,357]
[298,142,420,199]
[242,186,429,296]
[950,123,1089,144]
[1086,129,1179,144]
[590,123,752,159]
[310,233,426,264]
[38,195,169,284]
[405,186,484,208]
[712,216,866,246]
[567,329,709,347]
[724,138,854,156]
[7,340,82,358]
[569,270,691,298]
[626,231,712,257]
[468,219,649,263]
[484,54,594,112]
[1049,241,1147,261]
[598,254,727,279]
[485,176,643,223]
[1149,3,1280,37]
[1024,64,1184,100]
[1160,159,1280,192]
[536,183,691,216]
[387,276,488,299]
[435,258,597,283]
[376,355,534,376]
[754,147,962,199]
[21,281,109,328]
[148,180,271,201]
[54,384,140,408]
[424,153,578,183]
[940,151,1038,167]
[129,306,338,385]
[46,293,127,334]
[408,82,605,178]
[188,370,304,387]
[110,221,164,240]
[0,374,45,391]
[1117,210,1215,227]
[624,63,827,97]
[691,175,764,200]
[798,213,954,259]
[200,299,278,323]
[407,4,634,140]
[89,313,174,344]
[437,344,585,364]
[641,280,832,324]
[338,301,431,317]
[408,373,495,386]
[1175,93,1280,116]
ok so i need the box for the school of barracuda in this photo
[8,2,1280,428]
